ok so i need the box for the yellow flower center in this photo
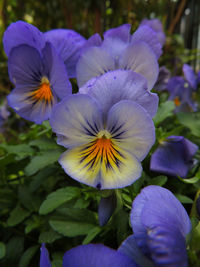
[32,77,53,102]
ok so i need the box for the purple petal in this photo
[3,20,45,57]
[154,66,170,91]
[147,225,188,267]
[140,18,166,46]
[101,37,129,62]
[63,244,136,267]
[130,186,191,253]
[40,243,51,267]
[119,42,159,91]
[81,33,102,52]
[45,29,85,78]
[150,136,198,177]
[8,44,43,86]
[104,24,131,42]
[80,70,158,117]
[118,235,154,267]
[131,25,162,59]
[42,42,72,99]
[50,94,103,148]
[106,100,155,161]
[183,64,197,90]
[98,192,117,226]
[76,47,115,87]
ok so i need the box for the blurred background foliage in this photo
[0,0,200,266]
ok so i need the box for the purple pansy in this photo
[150,136,198,178]
[7,43,72,124]
[50,94,155,189]
[166,64,199,112]
[77,24,160,90]
[79,70,159,117]
[3,21,86,78]
[119,185,191,267]
[40,243,136,267]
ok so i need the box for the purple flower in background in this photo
[3,21,86,78]
[167,64,199,112]
[150,136,198,178]
[79,70,159,117]
[40,243,136,267]
[50,94,155,189]
[154,66,170,91]
[183,64,198,90]
[77,24,159,90]
[140,18,166,47]
[7,43,72,124]
[119,185,191,267]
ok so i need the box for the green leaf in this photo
[0,242,6,259]
[19,245,39,267]
[5,236,24,264]
[7,205,31,226]
[177,112,200,137]
[39,187,80,215]
[148,176,168,186]
[39,229,61,244]
[19,185,40,211]
[57,208,97,224]
[0,144,34,160]
[29,138,59,150]
[82,226,101,245]
[49,220,95,237]
[153,101,175,125]
[175,194,193,204]
[177,176,200,184]
[24,149,62,176]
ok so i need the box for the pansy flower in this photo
[3,21,86,78]
[50,94,155,189]
[150,136,198,178]
[40,243,136,267]
[79,70,159,117]
[119,185,191,267]
[167,64,199,112]
[7,43,72,124]
[77,23,159,89]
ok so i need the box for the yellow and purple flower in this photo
[50,94,155,189]
[7,43,72,124]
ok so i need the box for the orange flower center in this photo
[80,135,123,170]
[174,96,181,107]
[32,77,53,102]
